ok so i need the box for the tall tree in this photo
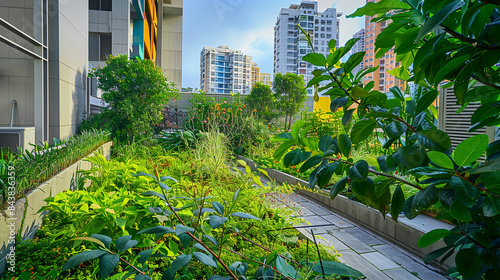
[245,82,277,123]
[90,55,178,143]
[273,73,307,131]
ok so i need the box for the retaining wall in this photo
[0,141,113,275]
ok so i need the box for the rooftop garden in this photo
[2,0,500,279]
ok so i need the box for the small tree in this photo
[245,82,277,123]
[274,73,307,131]
[90,55,178,143]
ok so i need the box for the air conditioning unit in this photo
[0,127,36,152]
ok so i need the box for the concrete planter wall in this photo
[0,141,113,274]
[237,155,455,271]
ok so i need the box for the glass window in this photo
[89,0,112,11]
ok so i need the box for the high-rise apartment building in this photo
[362,0,404,92]
[274,1,341,95]
[260,73,273,87]
[351,29,365,76]
[200,45,253,95]
[251,63,260,88]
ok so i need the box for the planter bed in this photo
[0,141,113,274]
[237,155,455,272]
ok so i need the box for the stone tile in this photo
[321,214,355,228]
[315,233,350,251]
[344,227,386,246]
[339,251,392,280]
[300,215,338,234]
[361,252,400,270]
[330,229,376,253]
[383,268,421,280]
[290,206,316,217]
[300,202,332,215]
[373,244,449,280]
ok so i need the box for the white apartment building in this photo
[351,28,365,76]
[200,45,253,95]
[274,1,341,95]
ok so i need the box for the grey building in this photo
[0,0,183,150]
[351,28,365,76]
[273,1,341,95]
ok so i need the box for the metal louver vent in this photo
[438,87,495,159]
[0,132,20,152]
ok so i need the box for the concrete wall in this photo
[0,141,113,275]
[162,0,182,90]
[49,0,89,141]
[0,1,35,128]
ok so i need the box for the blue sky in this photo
[181,0,366,89]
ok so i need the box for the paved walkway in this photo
[267,192,450,280]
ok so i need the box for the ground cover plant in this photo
[3,140,364,279]
[0,129,108,205]
[273,0,500,278]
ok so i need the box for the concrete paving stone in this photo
[344,227,387,246]
[321,213,356,228]
[301,215,338,234]
[373,244,450,280]
[383,268,422,280]
[360,252,400,270]
[315,233,350,251]
[329,229,376,254]
[299,202,333,215]
[339,250,392,280]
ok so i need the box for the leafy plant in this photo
[245,82,279,123]
[274,1,500,278]
[274,73,308,131]
[89,55,179,144]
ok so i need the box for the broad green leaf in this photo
[133,172,156,179]
[403,196,420,219]
[482,194,500,217]
[385,121,407,139]
[212,201,225,215]
[163,254,192,280]
[449,176,480,207]
[416,90,438,115]
[456,249,480,277]
[348,0,410,17]
[454,134,489,167]
[427,151,454,169]
[300,155,323,173]
[138,248,154,265]
[90,234,112,249]
[391,185,405,221]
[192,252,217,268]
[273,139,296,160]
[412,186,438,210]
[393,147,427,169]
[276,256,297,278]
[115,235,132,252]
[230,212,261,220]
[344,52,366,74]
[351,86,368,100]
[62,250,107,271]
[328,39,337,51]
[318,162,339,188]
[342,108,355,127]
[417,0,465,41]
[330,97,349,112]
[331,176,349,200]
[312,261,364,278]
[338,134,352,157]
[378,156,388,172]
[434,54,471,84]
[319,135,333,153]
[417,129,451,152]
[387,67,410,81]
[99,253,119,279]
[73,237,106,249]
[138,226,175,235]
[160,175,177,183]
[291,120,306,140]
[349,160,369,182]
[351,178,375,200]
[351,119,377,144]
[306,74,331,88]
[450,201,472,222]
[141,191,166,201]
[418,229,451,248]
[303,53,327,67]
[209,216,228,229]
[424,247,453,263]
[481,171,500,194]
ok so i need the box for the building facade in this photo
[274,1,341,95]
[200,45,253,95]
[362,0,404,92]
[351,28,365,76]
[251,62,260,88]
[260,73,273,87]
[0,0,183,149]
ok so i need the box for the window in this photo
[320,34,325,38]
[321,27,325,31]
[326,34,331,39]
[321,20,325,24]
[89,33,111,61]
[327,20,332,25]
[89,0,112,11]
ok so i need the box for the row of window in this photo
[89,0,111,11]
